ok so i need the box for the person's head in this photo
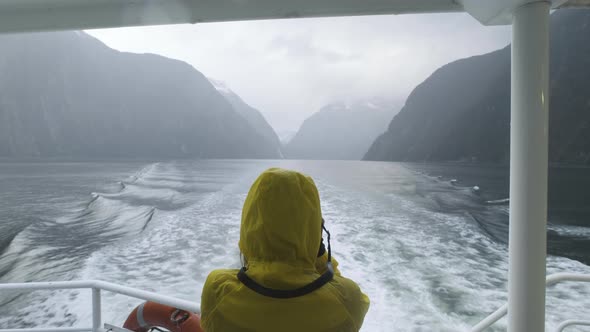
[239,168,323,268]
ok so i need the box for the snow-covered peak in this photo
[321,99,390,113]
[322,102,352,112]
[208,77,233,95]
[366,101,380,110]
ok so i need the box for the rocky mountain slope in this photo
[209,79,282,157]
[0,31,281,159]
[365,9,590,164]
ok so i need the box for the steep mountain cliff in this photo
[365,9,590,164]
[0,31,281,159]
[209,79,282,158]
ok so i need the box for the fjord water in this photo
[0,160,589,331]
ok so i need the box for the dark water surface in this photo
[407,162,590,265]
[0,160,589,331]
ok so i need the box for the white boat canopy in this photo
[0,0,587,33]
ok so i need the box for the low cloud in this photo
[88,13,510,133]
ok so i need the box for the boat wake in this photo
[0,162,206,327]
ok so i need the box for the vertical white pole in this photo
[509,2,550,332]
[92,288,101,332]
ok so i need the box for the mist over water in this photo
[0,160,589,331]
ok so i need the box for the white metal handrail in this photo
[472,273,590,332]
[2,274,589,332]
[0,280,200,332]
[555,320,590,332]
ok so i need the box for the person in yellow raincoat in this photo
[200,168,369,332]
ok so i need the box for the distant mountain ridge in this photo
[285,99,398,160]
[365,9,590,164]
[0,31,281,159]
[278,131,297,145]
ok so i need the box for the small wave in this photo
[0,193,159,284]
[142,208,156,231]
[94,184,188,211]
[549,225,590,238]
[86,193,101,208]
[0,228,25,257]
[75,195,156,236]
[486,198,509,205]
[465,211,508,244]
[125,163,160,184]
[0,227,54,282]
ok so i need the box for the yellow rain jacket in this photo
[201,168,369,332]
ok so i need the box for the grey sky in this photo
[88,13,510,134]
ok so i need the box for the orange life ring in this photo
[123,301,204,332]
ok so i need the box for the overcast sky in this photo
[88,13,511,135]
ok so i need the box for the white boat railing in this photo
[472,272,590,332]
[0,280,200,332]
[554,320,590,332]
[1,273,589,332]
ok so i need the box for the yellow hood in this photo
[239,168,322,268]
